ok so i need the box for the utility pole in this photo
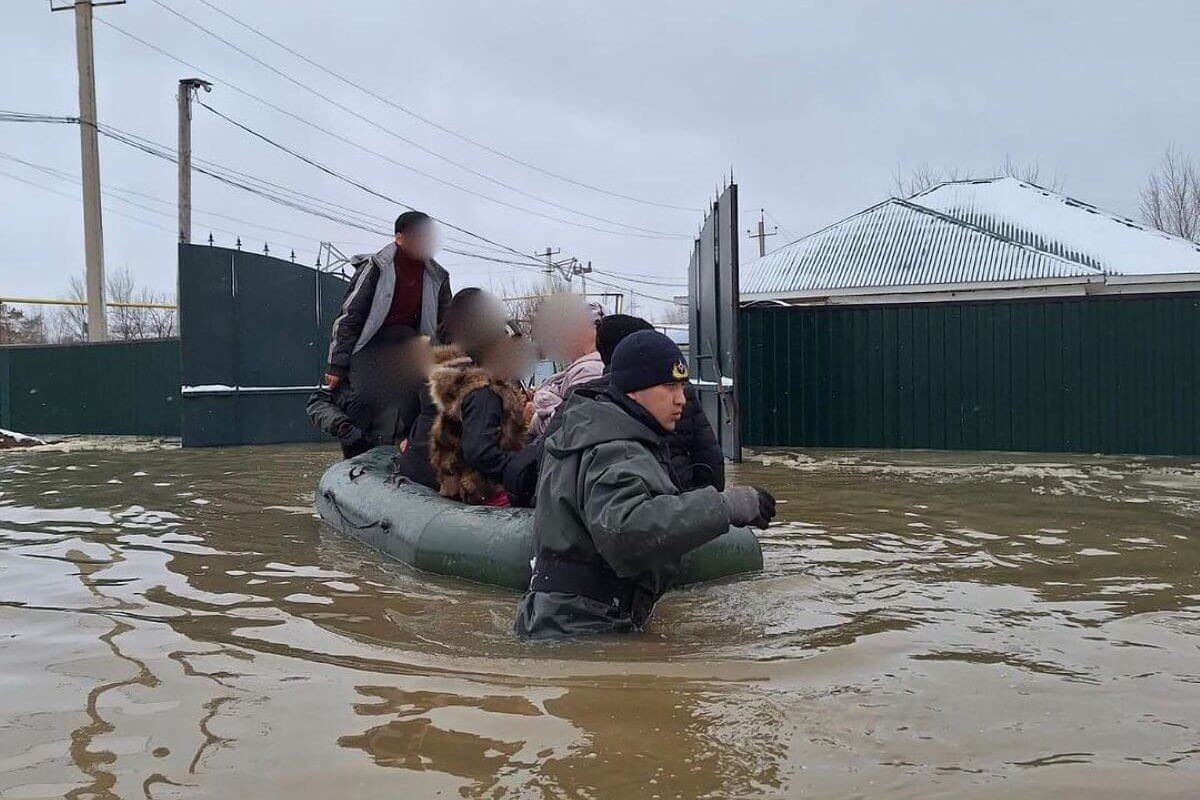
[177,77,212,244]
[580,260,592,297]
[52,0,125,341]
[539,247,560,295]
[747,208,777,258]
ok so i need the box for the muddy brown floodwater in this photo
[1,441,1198,799]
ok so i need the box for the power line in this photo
[0,166,177,237]
[184,105,680,302]
[0,150,329,246]
[189,101,548,264]
[83,118,546,266]
[184,0,700,213]
[195,98,683,241]
[131,2,691,237]
[2,111,678,303]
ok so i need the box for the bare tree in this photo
[660,303,689,324]
[490,275,572,335]
[893,155,1061,198]
[1140,148,1200,242]
[50,269,177,342]
[893,164,965,198]
[51,276,88,342]
[0,304,46,344]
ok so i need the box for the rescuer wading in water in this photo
[514,330,776,638]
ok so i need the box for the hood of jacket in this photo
[544,392,663,457]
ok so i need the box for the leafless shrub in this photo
[893,156,1062,198]
[51,269,177,342]
[0,304,46,344]
[1140,148,1200,242]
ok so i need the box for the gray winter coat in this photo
[326,242,450,375]
[513,391,731,638]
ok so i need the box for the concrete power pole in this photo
[177,78,212,244]
[540,247,560,296]
[747,208,777,259]
[53,0,125,340]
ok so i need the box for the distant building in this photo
[742,178,1200,305]
[735,178,1200,456]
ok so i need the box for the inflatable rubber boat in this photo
[315,447,763,591]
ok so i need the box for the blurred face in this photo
[395,220,437,261]
[533,296,597,363]
[627,381,687,431]
[482,337,534,383]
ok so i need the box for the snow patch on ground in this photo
[0,428,44,448]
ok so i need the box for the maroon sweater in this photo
[384,249,424,328]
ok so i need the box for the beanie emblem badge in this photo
[671,360,689,380]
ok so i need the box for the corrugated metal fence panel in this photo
[0,339,180,436]
[739,293,1200,456]
[179,244,349,447]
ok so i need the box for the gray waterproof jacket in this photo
[326,242,450,376]
[514,392,731,638]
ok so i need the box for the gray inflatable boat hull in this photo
[315,447,763,591]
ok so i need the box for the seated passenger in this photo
[513,330,776,638]
[391,288,496,488]
[526,294,604,437]
[429,322,535,507]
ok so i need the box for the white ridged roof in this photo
[742,197,1100,296]
[913,177,1200,275]
[743,178,1200,297]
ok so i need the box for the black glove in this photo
[721,486,777,530]
[336,421,369,448]
[753,486,777,528]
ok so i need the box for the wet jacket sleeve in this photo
[306,386,368,447]
[460,387,520,483]
[683,384,725,490]
[326,261,380,377]
[579,441,731,578]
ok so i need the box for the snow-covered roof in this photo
[742,177,1200,299]
[741,198,1100,297]
[911,177,1200,275]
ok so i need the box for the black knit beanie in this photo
[610,330,689,393]
[596,314,654,366]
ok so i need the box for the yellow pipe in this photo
[0,297,177,310]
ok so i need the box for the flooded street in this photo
[1,442,1198,799]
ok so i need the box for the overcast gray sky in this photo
[2,0,1198,314]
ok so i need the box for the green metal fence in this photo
[0,338,180,436]
[740,293,1200,456]
[179,244,349,447]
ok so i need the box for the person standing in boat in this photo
[309,211,452,456]
[514,330,776,638]
[429,307,537,507]
[324,211,452,387]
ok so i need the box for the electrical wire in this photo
[0,166,178,237]
[182,0,700,213]
[0,150,330,247]
[2,111,680,303]
[129,3,691,237]
[194,97,682,241]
